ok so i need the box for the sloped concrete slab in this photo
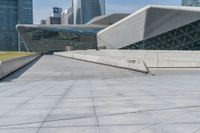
[0,55,200,133]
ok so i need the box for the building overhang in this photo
[16,24,107,53]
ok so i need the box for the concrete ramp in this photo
[54,51,149,74]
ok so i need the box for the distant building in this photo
[52,7,62,18]
[61,9,68,25]
[46,17,61,25]
[45,7,62,25]
[182,0,200,6]
[73,0,105,24]
[40,20,47,25]
[0,0,33,51]
[68,7,74,24]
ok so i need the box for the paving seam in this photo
[89,78,102,133]
[0,86,55,120]
[0,104,200,128]
[35,82,75,133]
[0,83,43,103]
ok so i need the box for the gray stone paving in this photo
[0,55,200,133]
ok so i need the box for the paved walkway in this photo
[0,55,200,133]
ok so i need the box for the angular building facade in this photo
[182,0,200,6]
[16,13,127,53]
[16,25,106,53]
[17,5,200,53]
[0,0,33,51]
[73,0,105,24]
[97,5,200,50]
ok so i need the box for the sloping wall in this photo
[97,6,149,49]
[0,54,39,79]
[97,5,200,49]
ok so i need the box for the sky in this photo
[33,0,181,24]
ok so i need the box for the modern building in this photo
[87,13,130,26]
[182,0,200,6]
[46,17,61,25]
[61,9,68,25]
[16,13,128,53]
[97,5,200,50]
[0,0,33,51]
[40,20,47,25]
[16,24,106,53]
[52,7,62,18]
[73,0,105,24]
[68,7,74,24]
[46,7,62,25]
[17,5,200,53]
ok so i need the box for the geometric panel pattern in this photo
[122,19,200,50]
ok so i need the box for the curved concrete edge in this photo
[54,52,149,74]
[0,54,40,79]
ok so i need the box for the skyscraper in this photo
[73,0,105,24]
[46,7,62,25]
[182,0,200,6]
[0,0,33,51]
[67,7,74,24]
[52,7,62,18]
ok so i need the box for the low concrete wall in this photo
[60,50,200,68]
[0,54,39,79]
[54,51,149,73]
[56,50,200,69]
[108,50,200,68]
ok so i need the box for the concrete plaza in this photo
[0,55,200,133]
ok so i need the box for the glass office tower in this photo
[73,0,105,24]
[0,0,33,51]
[182,0,200,6]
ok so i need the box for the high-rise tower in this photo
[73,0,105,24]
[0,0,33,51]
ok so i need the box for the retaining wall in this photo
[55,50,200,73]
[54,51,149,73]
[58,50,200,67]
[0,54,39,79]
[97,50,200,68]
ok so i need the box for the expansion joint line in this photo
[192,127,200,133]
[89,79,102,133]
[35,82,75,133]
[0,87,54,119]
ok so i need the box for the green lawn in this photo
[0,52,33,61]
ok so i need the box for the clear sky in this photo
[33,0,181,24]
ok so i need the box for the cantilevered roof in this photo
[16,24,107,53]
[17,24,107,36]
[17,24,106,32]
[97,5,200,49]
[87,13,129,26]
